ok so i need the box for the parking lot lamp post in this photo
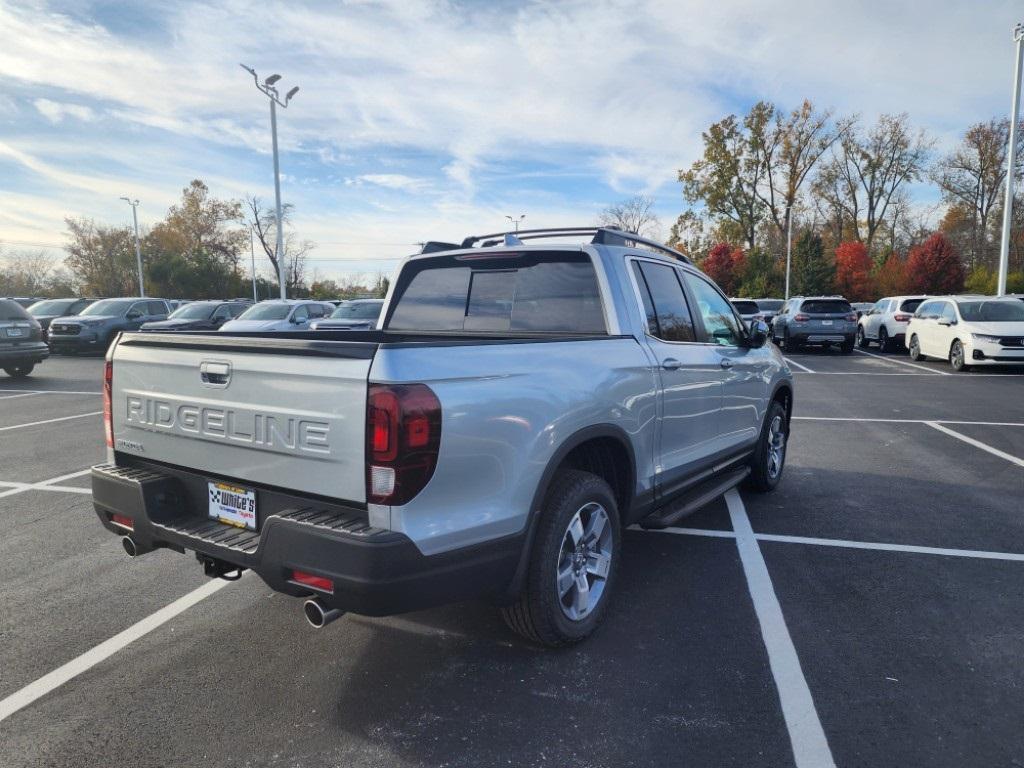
[784,204,793,300]
[997,23,1024,296]
[506,214,526,232]
[250,227,258,303]
[240,64,300,300]
[120,197,144,297]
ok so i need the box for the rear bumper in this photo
[0,342,49,364]
[91,461,520,616]
[789,332,855,344]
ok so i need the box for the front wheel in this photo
[501,470,620,647]
[856,326,869,348]
[3,364,34,379]
[950,340,970,372]
[908,334,924,362]
[747,400,789,492]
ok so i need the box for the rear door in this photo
[627,259,723,493]
[110,336,375,502]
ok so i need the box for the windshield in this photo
[80,299,135,316]
[237,303,291,321]
[28,299,76,316]
[169,303,215,320]
[731,300,760,314]
[756,300,784,311]
[957,300,1024,322]
[0,299,31,321]
[331,301,383,319]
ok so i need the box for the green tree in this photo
[64,218,139,295]
[791,231,834,296]
[737,247,783,298]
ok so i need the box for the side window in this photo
[212,305,233,321]
[128,302,147,317]
[229,304,247,317]
[293,305,309,322]
[917,301,940,319]
[683,274,744,347]
[940,303,957,323]
[148,301,167,315]
[874,300,888,314]
[630,263,659,337]
[633,261,696,342]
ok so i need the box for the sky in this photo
[0,0,1022,282]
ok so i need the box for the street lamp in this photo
[997,23,1024,296]
[784,203,793,300]
[120,196,144,297]
[505,214,526,232]
[241,63,300,300]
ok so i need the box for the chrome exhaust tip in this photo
[303,598,344,629]
[121,535,153,558]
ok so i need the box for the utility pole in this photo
[241,64,300,300]
[250,227,258,303]
[505,214,526,232]
[997,23,1024,296]
[784,204,793,300]
[120,197,144,297]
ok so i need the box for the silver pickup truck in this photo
[92,227,793,646]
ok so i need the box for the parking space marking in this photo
[784,357,815,373]
[0,392,41,400]
[925,422,1024,468]
[0,411,103,433]
[794,416,1024,427]
[725,490,836,768]
[0,577,235,723]
[0,469,92,500]
[853,348,950,375]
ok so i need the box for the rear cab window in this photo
[387,250,607,334]
[799,300,853,315]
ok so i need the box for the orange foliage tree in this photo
[701,242,745,295]
[873,253,908,296]
[905,233,965,294]
[833,241,874,300]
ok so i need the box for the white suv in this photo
[856,295,927,351]
[907,296,1024,372]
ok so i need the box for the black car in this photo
[0,298,49,378]
[27,297,97,341]
[140,300,251,332]
[48,298,170,354]
[309,298,384,330]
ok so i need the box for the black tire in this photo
[781,329,800,353]
[908,334,924,362]
[747,400,789,492]
[3,364,34,379]
[949,339,970,372]
[501,470,620,647]
[840,339,854,354]
[878,327,890,352]
[856,326,870,348]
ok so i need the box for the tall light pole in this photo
[250,227,258,303]
[241,64,300,300]
[120,196,144,297]
[505,214,526,232]
[997,23,1024,296]
[784,204,793,300]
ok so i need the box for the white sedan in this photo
[906,296,1024,372]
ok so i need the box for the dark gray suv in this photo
[771,296,857,353]
[0,298,49,378]
[48,298,170,354]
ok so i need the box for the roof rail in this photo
[441,227,688,263]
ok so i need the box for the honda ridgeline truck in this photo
[91,228,794,646]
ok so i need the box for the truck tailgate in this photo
[110,334,374,502]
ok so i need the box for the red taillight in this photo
[894,313,912,322]
[103,359,113,448]
[845,313,857,322]
[366,383,442,505]
[110,513,133,530]
[291,569,334,594]
[794,313,810,322]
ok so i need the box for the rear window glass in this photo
[731,300,760,314]
[388,252,606,334]
[899,298,924,312]
[0,299,30,321]
[800,300,852,314]
[756,300,783,311]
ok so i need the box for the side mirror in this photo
[747,320,770,349]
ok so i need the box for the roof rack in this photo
[421,227,688,263]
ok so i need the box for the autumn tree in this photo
[905,233,964,294]
[791,231,834,296]
[246,196,314,294]
[64,218,140,295]
[814,114,932,258]
[873,253,909,296]
[833,241,874,300]
[598,195,661,238]
[701,242,745,294]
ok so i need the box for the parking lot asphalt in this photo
[1,348,1022,767]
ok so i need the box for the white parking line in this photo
[0,577,235,723]
[724,490,836,768]
[0,411,102,433]
[853,348,950,375]
[784,357,815,373]
[925,422,1024,468]
[0,392,41,400]
[0,469,92,500]
[794,416,1024,428]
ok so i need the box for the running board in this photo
[639,466,751,530]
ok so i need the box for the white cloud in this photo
[345,174,429,192]
[33,98,95,123]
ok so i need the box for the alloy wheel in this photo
[767,414,787,480]
[556,502,613,621]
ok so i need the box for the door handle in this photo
[661,358,681,371]
[719,358,734,369]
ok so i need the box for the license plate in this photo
[5,328,25,337]
[208,482,257,530]
[821,320,833,326]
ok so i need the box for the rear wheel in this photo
[908,334,924,361]
[840,338,854,354]
[747,400,789,492]
[950,339,970,372]
[501,470,620,647]
[3,364,34,379]
[878,327,890,352]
